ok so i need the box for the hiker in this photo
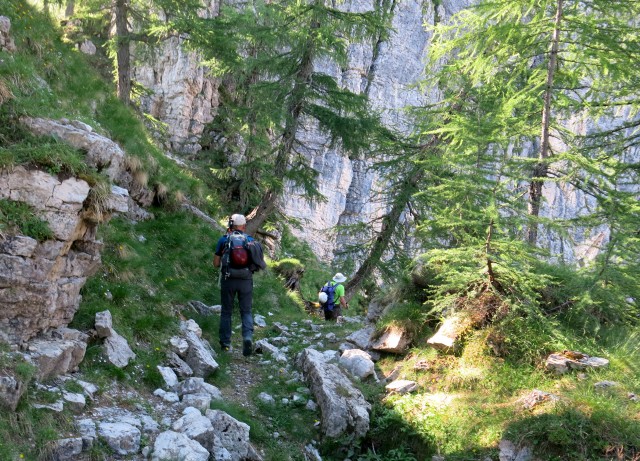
[319,272,349,321]
[213,213,266,356]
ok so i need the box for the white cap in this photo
[333,273,347,283]
[230,214,246,226]
[318,292,328,303]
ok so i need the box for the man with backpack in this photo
[213,214,266,356]
[318,273,349,321]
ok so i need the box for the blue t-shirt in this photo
[215,232,254,256]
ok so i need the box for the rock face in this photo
[132,34,220,155]
[128,0,473,264]
[0,167,104,344]
[1,116,155,347]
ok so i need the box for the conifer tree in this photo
[427,0,640,247]
[415,0,640,317]
[175,0,388,234]
[73,0,193,105]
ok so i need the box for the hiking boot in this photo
[221,344,232,352]
[242,338,253,357]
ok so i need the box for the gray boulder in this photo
[97,422,141,456]
[151,431,210,461]
[298,348,370,439]
[0,373,25,411]
[206,409,263,461]
[339,349,376,380]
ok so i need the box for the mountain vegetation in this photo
[0,0,638,460]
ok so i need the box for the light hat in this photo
[333,272,347,283]
[318,292,328,303]
[230,214,246,226]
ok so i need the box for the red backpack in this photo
[223,231,249,269]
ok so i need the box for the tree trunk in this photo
[65,0,75,17]
[115,0,131,105]
[245,17,318,234]
[342,87,466,300]
[343,181,411,300]
[527,0,563,245]
[245,189,279,236]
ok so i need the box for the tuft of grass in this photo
[0,199,53,241]
[0,386,77,461]
[0,78,14,105]
[0,107,106,187]
[376,300,430,338]
[505,404,640,460]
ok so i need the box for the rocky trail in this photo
[15,304,388,461]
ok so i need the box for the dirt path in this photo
[219,348,263,417]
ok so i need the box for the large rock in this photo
[23,329,88,380]
[345,326,375,350]
[97,422,141,456]
[206,409,263,461]
[104,332,136,368]
[0,373,26,411]
[254,339,287,363]
[339,349,376,380]
[427,314,473,351]
[152,431,210,461]
[298,348,370,439]
[180,325,219,377]
[370,325,412,354]
[545,351,609,374]
[175,377,222,401]
[50,437,83,461]
[95,310,114,338]
[172,410,219,454]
